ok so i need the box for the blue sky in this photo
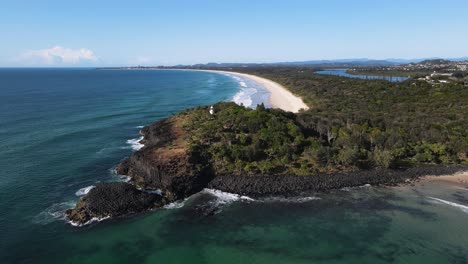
[1,0,468,66]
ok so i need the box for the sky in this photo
[1,0,468,67]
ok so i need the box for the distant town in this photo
[349,59,468,86]
[387,59,467,72]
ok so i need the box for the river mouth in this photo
[315,69,410,82]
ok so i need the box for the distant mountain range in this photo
[384,57,468,63]
[183,57,468,68]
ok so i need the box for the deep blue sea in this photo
[0,69,467,264]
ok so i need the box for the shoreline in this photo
[412,170,468,187]
[66,105,468,225]
[67,160,468,226]
[64,70,467,225]
[207,166,468,197]
[99,68,309,113]
[200,70,309,113]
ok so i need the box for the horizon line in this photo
[2,56,468,68]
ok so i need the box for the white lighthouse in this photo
[209,106,214,115]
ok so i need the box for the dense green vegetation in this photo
[180,103,312,174]
[179,67,467,175]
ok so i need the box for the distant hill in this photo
[386,57,468,64]
[189,59,399,68]
[418,59,452,65]
[186,57,468,68]
[275,59,398,67]
[102,57,468,69]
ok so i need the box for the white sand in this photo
[422,171,468,186]
[202,70,309,113]
[396,170,468,191]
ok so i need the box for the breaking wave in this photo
[125,136,144,151]
[109,167,131,182]
[428,197,468,213]
[75,185,95,196]
[202,188,254,206]
[164,199,187,209]
[259,196,321,203]
[33,201,76,225]
[224,74,271,109]
[68,216,111,227]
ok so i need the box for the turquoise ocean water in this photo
[0,69,467,263]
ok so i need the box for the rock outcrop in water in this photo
[67,110,215,225]
[66,102,468,225]
[66,182,167,225]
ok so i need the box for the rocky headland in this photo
[66,102,468,225]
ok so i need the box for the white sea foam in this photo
[164,199,187,209]
[68,216,111,227]
[109,167,131,182]
[33,201,76,225]
[226,73,270,109]
[340,184,372,192]
[260,196,321,203]
[136,125,145,129]
[428,197,468,213]
[226,74,242,81]
[295,196,322,202]
[126,136,144,151]
[75,185,95,196]
[119,175,131,182]
[202,188,254,205]
[202,189,321,205]
[232,88,256,108]
[340,183,372,192]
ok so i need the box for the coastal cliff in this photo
[66,102,467,225]
[67,110,215,224]
[116,116,215,200]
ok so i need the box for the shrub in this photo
[372,148,394,168]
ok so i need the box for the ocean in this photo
[0,68,467,263]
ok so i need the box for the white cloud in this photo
[17,46,98,65]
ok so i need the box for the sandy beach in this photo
[203,70,309,113]
[395,169,468,192]
[421,170,468,186]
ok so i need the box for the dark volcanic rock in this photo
[139,119,179,147]
[208,165,468,197]
[66,182,166,225]
[116,117,214,201]
[116,147,213,200]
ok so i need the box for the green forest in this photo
[180,67,467,175]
